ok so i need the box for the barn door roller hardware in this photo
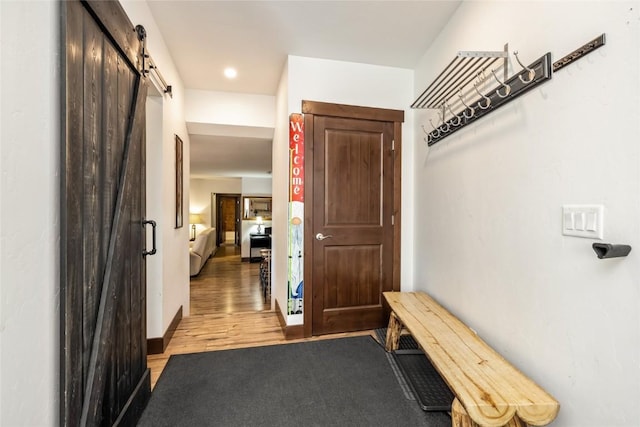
[415,34,606,147]
[135,25,173,98]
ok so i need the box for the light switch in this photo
[586,212,597,231]
[563,212,574,230]
[562,205,604,239]
[574,212,585,231]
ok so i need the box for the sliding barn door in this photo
[60,0,150,425]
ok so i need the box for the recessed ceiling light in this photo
[224,67,237,79]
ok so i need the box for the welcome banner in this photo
[288,114,304,317]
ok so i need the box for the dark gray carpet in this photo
[138,336,451,426]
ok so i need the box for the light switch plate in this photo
[562,205,604,239]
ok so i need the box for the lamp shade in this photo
[256,216,263,225]
[189,213,203,224]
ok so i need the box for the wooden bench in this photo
[383,291,559,427]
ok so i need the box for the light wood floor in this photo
[147,244,374,388]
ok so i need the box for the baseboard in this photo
[147,306,183,355]
[284,324,304,340]
[241,257,250,263]
[275,299,287,329]
[275,299,305,340]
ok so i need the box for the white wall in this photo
[273,55,415,323]
[146,93,164,338]
[185,89,276,128]
[190,177,242,231]
[121,0,191,335]
[242,177,272,195]
[273,61,291,316]
[413,2,640,426]
[0,1,59,424]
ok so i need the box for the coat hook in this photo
[490,69,511,98]
[473,82,491,110]
[458,88,475,119]
[513,51,536,83]
[438,108,450,133]
[445,101,462,126]
[429,119,441,138]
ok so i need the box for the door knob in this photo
[315,233,333,241]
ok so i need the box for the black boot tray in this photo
[375,328,454,412]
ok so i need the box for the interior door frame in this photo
[301,100,403,337]
[215,193,241,246]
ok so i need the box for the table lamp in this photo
[189,213,203,240]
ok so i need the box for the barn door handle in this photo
[315,233,333,241]
[143,219,157,256]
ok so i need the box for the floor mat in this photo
[139,336,451,426]
[376,328,455,412]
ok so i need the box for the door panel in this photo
[312,116,395,335]
[324,129,382,226]
[323,245,381,308]
[61,0,150,425]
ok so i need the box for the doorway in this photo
[190,192,269,315]
[215,193,241,247]
[302,101,404,336]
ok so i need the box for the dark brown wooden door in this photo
[217,195,241,246]
[308,103,401,335]
[60,1,150,425]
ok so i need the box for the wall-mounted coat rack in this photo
[414,46,552,146]
[415,34,605,146]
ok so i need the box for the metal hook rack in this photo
[424,52,553,146]
[415,34,606,147]
[412,47,509,110]
[413,45,553,146]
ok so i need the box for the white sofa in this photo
[189,228,217,276]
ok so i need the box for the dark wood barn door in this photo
[302,101,404,336]
[60,1,150,425]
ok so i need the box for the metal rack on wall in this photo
[414,34,605,147]
[412,46,509,110]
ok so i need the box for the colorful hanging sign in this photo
[288,114,304,316]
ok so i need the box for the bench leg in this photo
[451,398,527,427]
[384,311,402,351]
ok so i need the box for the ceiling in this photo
[146,0,461,178]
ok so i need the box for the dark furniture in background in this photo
[249,233,271,262]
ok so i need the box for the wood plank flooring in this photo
[147,244,375,388]
[189,244,269,315]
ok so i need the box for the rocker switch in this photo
[585,212,597,231]
[574,212,585,231]
[562,205,604,239]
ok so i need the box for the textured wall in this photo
[413,2,640,426]
[0,1,59,425]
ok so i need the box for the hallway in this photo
[190,244,270,315]
[147,246,373,388]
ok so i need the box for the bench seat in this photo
[383,291,559,427]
